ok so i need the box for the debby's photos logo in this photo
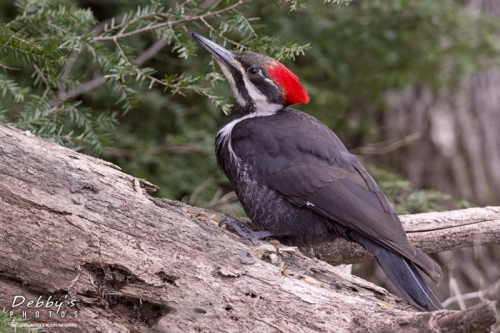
[6,295,80,329]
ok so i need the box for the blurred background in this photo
[0,0,498,323]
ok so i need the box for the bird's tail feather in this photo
[374,246,443,311]
[351,233,443,311]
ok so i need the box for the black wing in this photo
[231,108,441,281]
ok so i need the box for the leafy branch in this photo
[0,0,311,153]
[93,0,252,42]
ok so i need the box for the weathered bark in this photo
[0,123,497,332]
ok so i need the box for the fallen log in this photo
[0,123,497,332]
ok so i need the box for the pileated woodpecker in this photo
[192,33,443,311]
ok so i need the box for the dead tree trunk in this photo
[0,123,497,333]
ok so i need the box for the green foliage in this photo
[0,0,496,211]
[0,0,310,155]
[0,0,115,153]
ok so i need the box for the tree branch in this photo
[58,38,169,101]
[92,0,250,42]
[58,76,107,101]
[442,279,500,308]
[299,206,500,266]
[351,131,422,155]
[136,39,168,64]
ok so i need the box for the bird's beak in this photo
[192,33,236,67]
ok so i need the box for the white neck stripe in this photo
[217,107,281,163]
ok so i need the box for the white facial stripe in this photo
[242,74,282,114]
[242,75,265,104]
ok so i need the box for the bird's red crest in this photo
[267,61,310,105]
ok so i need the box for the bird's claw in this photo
[219,217,273,245]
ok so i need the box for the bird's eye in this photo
[247,67,260,76]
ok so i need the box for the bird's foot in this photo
[219,217,273,245]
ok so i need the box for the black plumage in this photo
[193,33,443,311]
